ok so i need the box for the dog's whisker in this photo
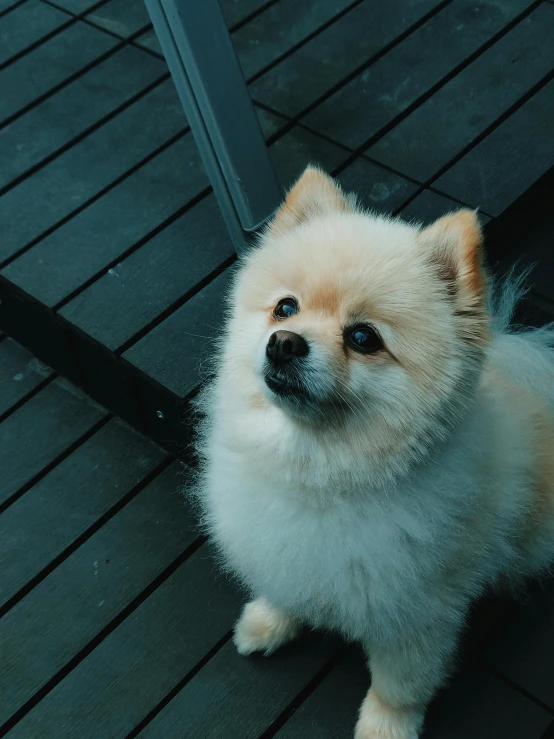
[182,331,219,341]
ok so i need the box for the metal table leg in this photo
[144,0,283,254]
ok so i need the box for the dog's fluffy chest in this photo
[203,451,444,638]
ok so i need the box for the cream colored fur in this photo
[193,167,554,738]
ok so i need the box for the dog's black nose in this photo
[266,330,309,364]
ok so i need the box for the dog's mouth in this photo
[264,372,309,402]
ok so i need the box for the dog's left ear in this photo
[267,166,353,237]
[419,209,486,297]
[420,209,489,347]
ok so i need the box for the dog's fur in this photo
[193,167,554,738]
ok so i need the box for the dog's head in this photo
[223,167,489,478]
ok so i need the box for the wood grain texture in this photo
[58,196,232,350]
[368,5,554,182]
[337,156,418,213]
[2,128,204,304]
[0,79,187,264]
[2,105,284,306]
[0,0,24,13]
[0,462,197,728]
[0,417,164,608]
[7,547,241,739]
[0,337,52,416]
[302,0,533,147]
[233,0,354,79]
[123,268,234,397]
[0,45,165,189]
[46,0,100,12]
[0,378,105,506]
[84,0,151,38]
[138,633,340,739]
[218,0,271,28]
[250,0,444,116]
[399,188,493,228]
[0,0,68,66]
[435,79,554,216]
[0,20,117,125]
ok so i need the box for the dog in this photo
[193,166,554,738]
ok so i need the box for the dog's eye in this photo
[274,298,298,320]
[346,325,383,354]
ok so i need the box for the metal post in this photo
[144,0,283,254]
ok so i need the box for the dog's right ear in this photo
[266,166,353,237]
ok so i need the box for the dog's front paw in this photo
[233,597,301,656]
[354,690,423,739]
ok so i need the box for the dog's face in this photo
[226,167,489,458]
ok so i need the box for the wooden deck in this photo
[1,0,554,736]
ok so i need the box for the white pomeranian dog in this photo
[194,166,554,738]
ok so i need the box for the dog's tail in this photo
[488,266,554,406]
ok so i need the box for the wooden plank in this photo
[400,189,462,224]
[0,108,280,310]
[0,336,52,417]
[0,0,68,66]
[249,0,444,117]
[6,547,241,738]
[434,79,554,216]
[262,114,417,209]
[0,417,165,609]
[84,0,151,38]
[0,79,187,264]
[0,20,118,125]
[123,269,235,399]
[58,196,233,350]
[2,130,206,306]
[274,649,551,738]
[4,113,330,311]
[274,648,371,739]
[266,123,352,190]
[302,0,533,147]
[134,28,163,56]
[0,45,165,189]
[0,461,202,729]
[337,156,418,214]
[47,0,100,12]
[138,633,340,739]
[232,0,354,80]
[399,188,493,226]
[0,0,24,13]
[0,378,106,507]
[218,0,269,28]
[256,105,291,138]
[368,5,554,182]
